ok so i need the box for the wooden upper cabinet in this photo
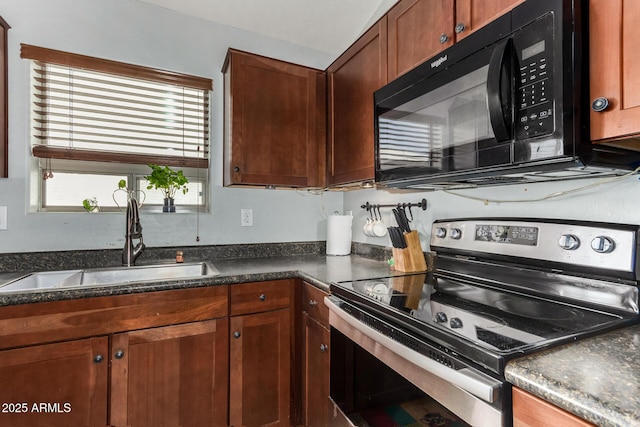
[589,0,640,143]
[387,0,455,80]
[454,0,524,41]
[0,16,9,178]
[223,49,326,188]
[327,19,388,186]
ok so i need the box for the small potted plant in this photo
[82,197,99,213]
[144,164,189,212]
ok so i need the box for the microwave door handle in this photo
[486,38,513,142]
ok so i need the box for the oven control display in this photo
[475,225,538,245]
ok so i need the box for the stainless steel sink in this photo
[0,262,220,293]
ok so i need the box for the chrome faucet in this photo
[122,197,145,266]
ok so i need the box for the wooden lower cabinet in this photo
[0,336,108,427]
[230,308,292,426]
[110,319,229,427]
[302,313,330,427]
[0,281,305,427]
[512,387,595,427]
[300,281,330,427]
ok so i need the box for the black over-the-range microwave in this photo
[374,0,640,189]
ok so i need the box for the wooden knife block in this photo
[392,230,427,272]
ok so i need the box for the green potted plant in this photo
[82,197,99,213]
[144,164,189,212]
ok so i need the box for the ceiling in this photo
[136,0,396,56]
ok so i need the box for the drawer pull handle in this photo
[94,355,104,363]
[114,350,125,359]
[320,344,328,353]
[234,331,241,339]
[309,299,317,307]
[259,293,266,301]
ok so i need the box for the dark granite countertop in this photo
[505,324,640,427]
[0,253,398,306]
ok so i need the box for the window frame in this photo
[38,159,209,213]
[21,44,213,212]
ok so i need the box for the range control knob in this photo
[558,234,580,250]
[591,236,615,253]
[449,318,463,329]
[450,228,462,240]
[435,312,448,323]
[435,227,447,238]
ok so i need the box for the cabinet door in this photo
[387,0,455,80]
[0,16,8,178]
[455,0,524,41]
[230,309,291,426]
[224,49,326,188]
[327,19,388,186]
[0,337,108,427]
[302,314,330,427]
[512,387,595,427]
[110,319,229,427]
[589,0,640,143]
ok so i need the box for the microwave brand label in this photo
[431,55,448,68]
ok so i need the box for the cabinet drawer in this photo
[302,282,329,327]
[0,286,229,350]
[230,280,293,316]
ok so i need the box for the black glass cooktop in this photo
[332,273,628,354]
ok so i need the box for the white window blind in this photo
[21,44,212,169]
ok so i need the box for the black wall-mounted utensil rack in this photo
[360,198,427,212]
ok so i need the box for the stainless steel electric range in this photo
[327,218,640,427]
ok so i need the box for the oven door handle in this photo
[325,296,502,404]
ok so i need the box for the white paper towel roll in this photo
[326,214,352,256]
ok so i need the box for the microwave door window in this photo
[378,65,503,175]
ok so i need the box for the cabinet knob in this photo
[320,344,328,353]
[114,350,125,359]
[234,331,241,339]
[234,166,240,172]
[592,97,609,112]
[308,299,317,307]
[454,23,466,34]
[439,33,450,44]
[259,293,266,301]
[94,354,104,363]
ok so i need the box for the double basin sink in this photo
[0,261,220,293]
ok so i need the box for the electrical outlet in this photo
[0,206,6,230]
[241,209,253,227]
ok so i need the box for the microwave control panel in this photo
[513,13,555,141]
